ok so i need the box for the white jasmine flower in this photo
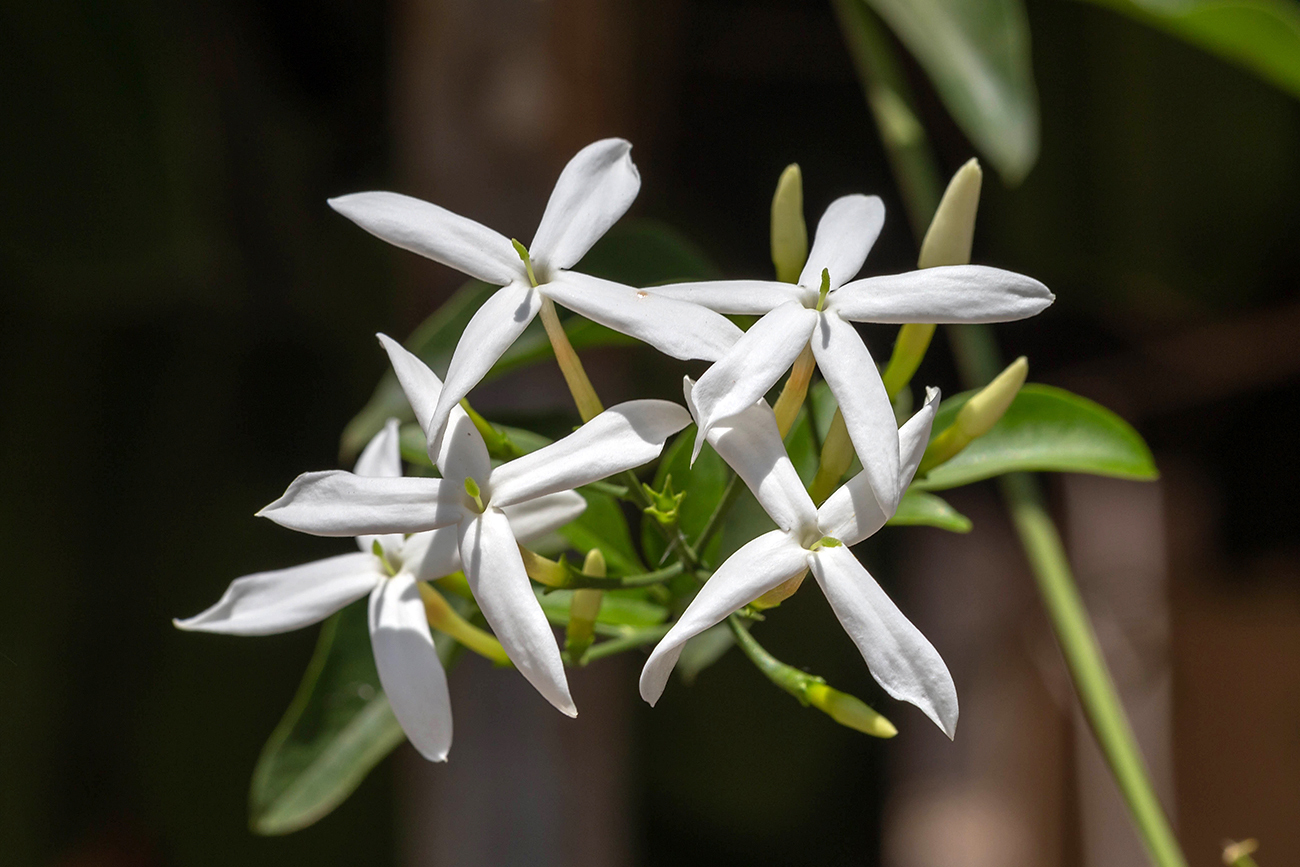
[175,420,586,761]
[329,138,741,452]
[652,195,1053,514]
[639,382,958,737]
[256,334,691,717]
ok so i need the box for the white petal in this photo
[354,417,403,478]
[530,138,640,272]
[647,279,809,316]
[829,265,1055,323]
[369,574,454,761]
[426,282,542,454]
[810,311,900,514]
[899,386,941,490]
[501,490,588,541]
[488,400,691,508]
[798,195,885,291]
[376,333,443,442]
[259,471,465,536]
[328,191,522,287]
[817,387,940,546]
[810,545,958,738]
[408,527,463,581]
[685,380,818,538]
[174,552,380,636]
[686,301,818,460]
[544,271,743,362]
[353,416,408,554]
[639,531,808,705]
[459,509,575,715]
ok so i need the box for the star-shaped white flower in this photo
[256,334,692,716]
[174,419,586,761]
[639,381,958,737]
[652,194,1053,514]
[329,138,741,453]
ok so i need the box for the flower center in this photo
[807,535,842,552]
[511,239,541,288]
[463,477,486,513]
[371,539,404,577]
[814,268,831,311]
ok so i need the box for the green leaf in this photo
[537,589,668,629]
[914,384,1158,490]
[1082,0,1300,102]
[558,489,647,576]
[341,219,718,459]
[642,426,732,566]
[887,489,973,532]
[857,0,1040,183]
[249,601,455,835]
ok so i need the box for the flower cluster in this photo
[177,138,1053,759]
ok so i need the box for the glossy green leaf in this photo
[537,589,668,629]
[855,0,1040,183]
[341,219,717,458]
[249,601,456,835]
[558,489,647,576]
[887,489,973,532]
[1083,0,1300,101]
[914,384,1158,490]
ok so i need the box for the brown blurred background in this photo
[2,0,1298,865]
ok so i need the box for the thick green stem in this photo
[840,11,1189,866]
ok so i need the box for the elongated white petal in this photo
[544,271,742,362]
[798,195,885,291]
[376,333,443,440]
[407,527,463,581]
[174,552,379,636]
[459,509,575,715]
[259,471,466,536]
[810,545,957,738]
[685,381,818,538]
[353,417,408,554]
[829,265,1054,324]
[369,574,453,761]
[501,490,588,541]
[817,387,940,546]
[329,191,522,287]
[899,386,941,490]
[489,400,690,507]
[426,282,542,454]
[530,139,640,272]
[687,301,818,460]
[647,279,809,316]
[810,311,899,514]
[639,531,809,704]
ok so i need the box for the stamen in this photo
[816,268,831,311]
[463,477,485,511]
[511,239,539,288]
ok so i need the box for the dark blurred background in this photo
[2,0,1298,865]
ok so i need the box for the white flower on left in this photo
[639,380,958,737]
[175,419,585,761]
[255,334,692,718]
[329,138,741,454]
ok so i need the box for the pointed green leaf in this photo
[558,489,647,577]
[854,0,1040,183]
[1083,0,1300,102]
[887,489,973,532]
[537,588,668,629]
[249,601,456,835]
[915,384,1158,490]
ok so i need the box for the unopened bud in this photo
[919,357,1027,475]
[750,570,807,610]
[1222,839,1259,867]
[805,682,898,738]
[770,164,808,283]
[566,550,606,663]
[518,545,570,588]
[918,158,982,269]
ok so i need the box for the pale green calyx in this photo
[918,158,982,269]
[770,163,808,283]
[815,268,831,311]
[511,238,540,287]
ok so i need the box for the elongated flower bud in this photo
[918,158,982,269]
[805,682,898,738]
[566,549,606,663]
[919,356,1028,475]
[770,164,808,283]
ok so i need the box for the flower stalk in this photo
[565,550,606,663]
[419,582,511,666]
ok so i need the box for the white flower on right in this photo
[652,194,1053,514]
[329,138,741,454]
[639,380,958,738]
[258,334,692,717]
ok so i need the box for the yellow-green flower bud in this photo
[919,356,1028,475]
[418,582,511,666]
[1222,839,1259,867]
[770,164,808,284]
[565,550,606,663]
[918,158,982,269]
[805,682,898,738]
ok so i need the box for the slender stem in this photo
[1000,473,1187,867]
[539,296,604,423]
[693,475,742,559]
[418,583,511,666]
[840,12,1190,867]
[564,561,686,589]
[727,614,817,700]
[577,624,672,665]
[772,343,816,437]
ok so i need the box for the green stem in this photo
[564,561,686,589]
[576,624,673,664]
[726,614,817,700]
[841,13,1189,867]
